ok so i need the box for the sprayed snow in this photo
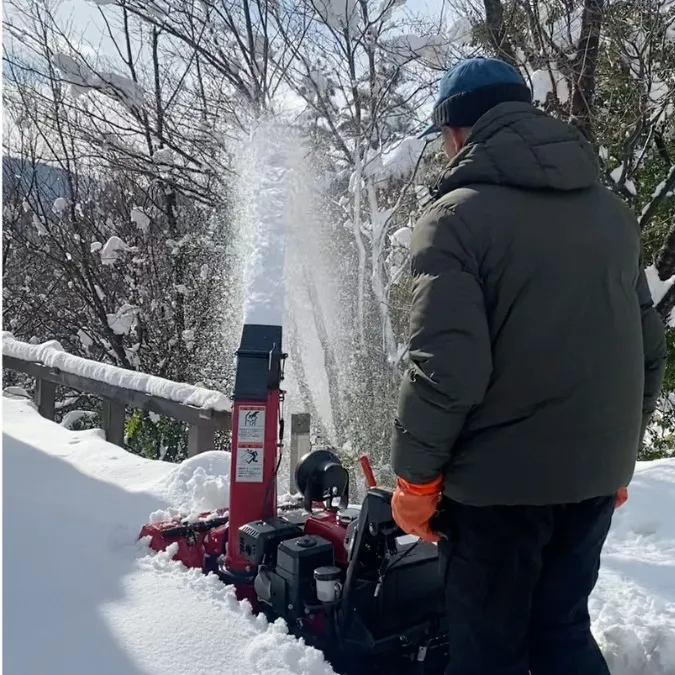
[2,333,231,411]
[100,236,129,265]
[233,129,292,327]
[53,52,93,98]
[130,206,150,232]
[3,398,333,675]
[549,6,583,51]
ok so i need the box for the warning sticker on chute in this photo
[237,407,266,444]
[236,443,264,482]
[236,406,265,482]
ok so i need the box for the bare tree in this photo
[3,1,234,388]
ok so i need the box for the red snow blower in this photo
[139,324,448,674]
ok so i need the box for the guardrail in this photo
[2,333,231,456]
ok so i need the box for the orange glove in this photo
[391,475,443,543]
[615,486,628,509]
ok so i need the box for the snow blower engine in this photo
[139,324,448,674]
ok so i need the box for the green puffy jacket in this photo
[390,101,667,506]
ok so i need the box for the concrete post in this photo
[34,378,56,420]
[102,399,125,447]
[188,413,217,457]
[289,413,311,494]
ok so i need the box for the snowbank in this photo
[149,451,232,523]
[2,397,334,675]
[2,332,230,411]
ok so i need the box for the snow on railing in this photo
[2,332,230,412]
[2,332,230,456]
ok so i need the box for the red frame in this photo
[225,388,280,573]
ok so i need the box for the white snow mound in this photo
[150,450,232,522]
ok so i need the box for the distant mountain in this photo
[3,156,71,207]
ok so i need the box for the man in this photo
[390,57,667,675]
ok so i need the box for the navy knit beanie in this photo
[419,57,532,137]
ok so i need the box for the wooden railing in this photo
[2,335,314,485]
[2,335,231,457]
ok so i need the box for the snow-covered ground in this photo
[2,397,334,675]
[3,395,675,674]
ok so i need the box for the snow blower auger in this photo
[139,323,449,675]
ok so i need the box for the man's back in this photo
[390,57,668,675]
[391,101,666,507]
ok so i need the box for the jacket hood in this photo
[431,102,600,198]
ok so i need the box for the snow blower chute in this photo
[140,323,449,674]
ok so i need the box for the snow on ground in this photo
[2,397,335,675]
[3,396,675,674]
[592,459,675,674]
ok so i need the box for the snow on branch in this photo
[364,135,427,184]
[52,53,146,110]
[2,333,231,412]
[311,0,360,31]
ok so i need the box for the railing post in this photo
[290,413,311,494]
[188,413,216,457]
[34,378,56,420]
[102,400,125,447]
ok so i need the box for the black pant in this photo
[435,495,615,675]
